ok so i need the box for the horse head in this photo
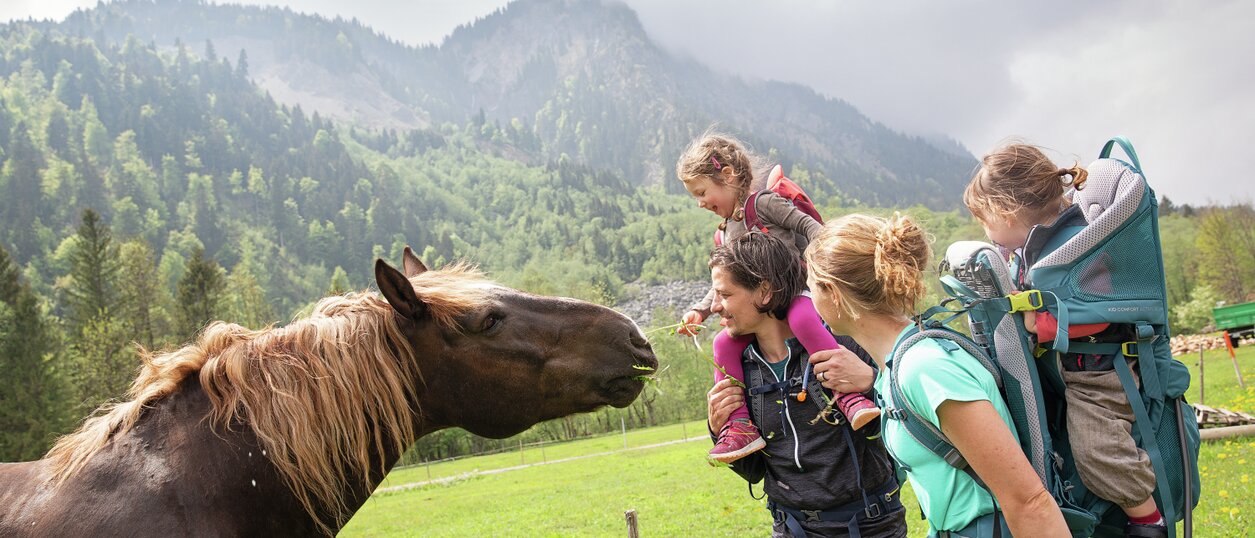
[375,247,658,438]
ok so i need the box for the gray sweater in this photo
[689,191,823,318]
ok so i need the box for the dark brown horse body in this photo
[1,377,325,536]
[0,249,657,536]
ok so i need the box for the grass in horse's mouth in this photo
[632,364,667,395]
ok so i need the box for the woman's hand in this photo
[678,310,705,337]
[707,378,743,434]
[808,348,875,394]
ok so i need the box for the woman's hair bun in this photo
[873,212,931,310]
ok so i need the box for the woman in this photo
[803,213,1068,537]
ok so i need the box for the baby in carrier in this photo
[963,143,1166,538]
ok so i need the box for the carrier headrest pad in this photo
[1035,159,1145,269]
[1074,159,1139,223]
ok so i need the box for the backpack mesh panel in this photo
[1068,205,1162,302]
[1037,162,1145,269]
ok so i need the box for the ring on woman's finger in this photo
[817,371,827,382]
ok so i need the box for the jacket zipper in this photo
[751,342,802,469]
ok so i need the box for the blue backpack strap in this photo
[745,355,766,430]
[1038,291,1072,354]
[1113,352,1178,533]
[1100,136,1143,171]
[886,327,992,486]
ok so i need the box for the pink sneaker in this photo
[709,418,766,464]
[836,392,881,430]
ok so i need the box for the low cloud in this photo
[7,0,1249,204]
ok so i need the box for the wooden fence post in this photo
[1199,348,1205,406]
[625,509,640,538]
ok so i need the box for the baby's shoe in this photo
[708,418,766,464]
[836,392,881,430]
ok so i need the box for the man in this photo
[706,232,907,538]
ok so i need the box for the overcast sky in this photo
[4,0,1251,206]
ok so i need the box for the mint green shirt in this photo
[875,326,1018,533]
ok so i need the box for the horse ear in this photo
[402,246,428,278]
[375,259,427,321]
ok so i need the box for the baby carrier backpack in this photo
[885,137,1201,537]
[713,164,824,246]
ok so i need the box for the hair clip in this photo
[711,156,722,170]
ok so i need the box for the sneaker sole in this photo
[707,437,767,464]
[848,408,882,431]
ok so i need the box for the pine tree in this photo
[235,49,249,79]
[63,209,135,412]
[177,247,226,340]
[1,121,47,259]
[117,239,164,348]
[0,244,64,460]
[327,266,351,296]
[64,209,120,334]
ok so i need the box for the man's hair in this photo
[708,232,805,320]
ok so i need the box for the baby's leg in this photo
[713,329,754,422]
[786,294,840,353]
[787,295,880,430]
[1063,365,1157,512]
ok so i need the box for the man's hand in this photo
[707,377,743,434]
[809,347,875,394]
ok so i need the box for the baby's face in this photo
[980,217,1031,253]
[684,175,739,219]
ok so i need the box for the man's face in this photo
[710,266,768,337]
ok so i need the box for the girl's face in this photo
[979,217,1032,253]
[684,169,739,219]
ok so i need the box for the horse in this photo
[0,248,657,536]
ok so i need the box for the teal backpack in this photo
[884,137,1201,537]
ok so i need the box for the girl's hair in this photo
[708,232,805,321]
[676,129,763,223]
[963,143,1089,225]
[805,213,932,320]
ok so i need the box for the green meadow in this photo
[342,345,1255,537]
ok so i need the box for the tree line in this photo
[0,22,1248,463]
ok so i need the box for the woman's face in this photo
[807,271,847,332]
[684,170,739,219]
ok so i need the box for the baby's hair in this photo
[805,213,932,320]
[708,232,805,321]
[963,142,1088,226]
[676,128,763,221]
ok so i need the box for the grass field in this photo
[341,345,1255,537]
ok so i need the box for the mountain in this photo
[49,0,976,208]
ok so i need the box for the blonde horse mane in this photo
[44,263,492,533]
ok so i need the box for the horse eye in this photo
[481,314,502,333]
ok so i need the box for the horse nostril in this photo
[629,332,650,350]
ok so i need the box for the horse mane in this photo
[44,263,493,533]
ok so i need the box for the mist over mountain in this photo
[48,0,976,208]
